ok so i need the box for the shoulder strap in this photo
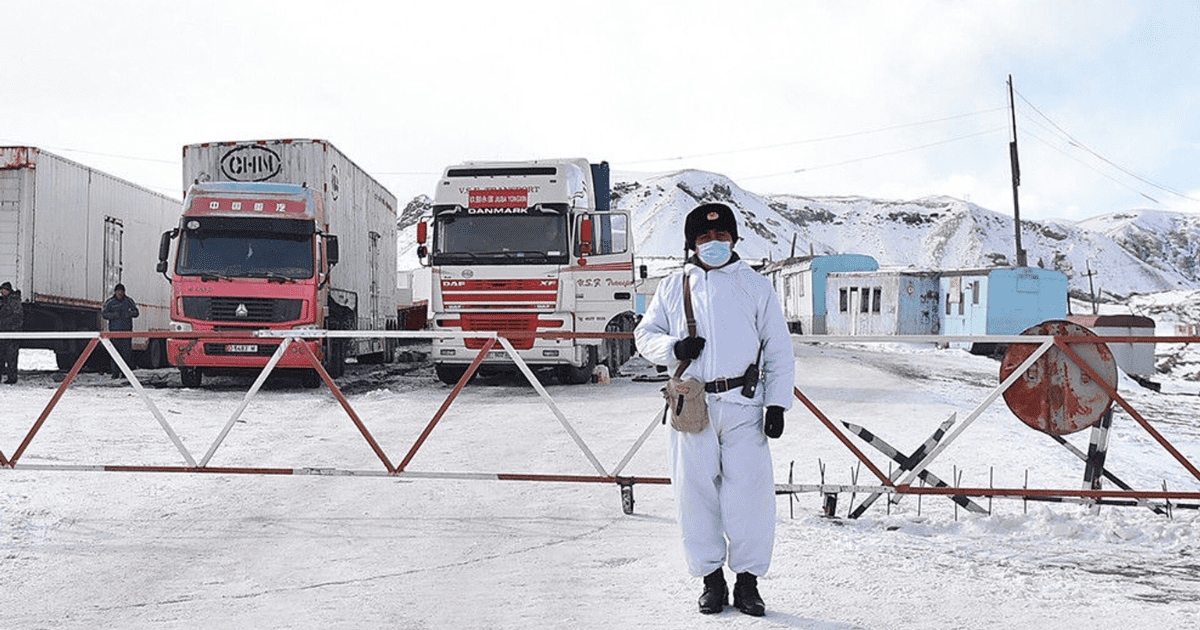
[675,272,697,379]
[683,271,697,338]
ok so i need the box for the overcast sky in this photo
[4,0,1199,222]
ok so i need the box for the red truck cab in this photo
[157,182,339,387]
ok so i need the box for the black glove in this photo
[673,336,706,361]
[764,406,785,439]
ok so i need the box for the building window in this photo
[971,281,980,304]
[872,287,882,313]
[839,287,849,313]
[860,287,870,313]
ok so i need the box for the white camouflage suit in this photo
[635,257,795,577]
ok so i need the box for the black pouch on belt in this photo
[739,343,764,398]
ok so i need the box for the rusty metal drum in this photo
[1000,320,1118,436]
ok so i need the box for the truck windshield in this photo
[176,231,315,279]
[433,214,569,265]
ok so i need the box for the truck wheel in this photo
[180,367,202,388]
[604,312,638,374]
[435,363,470,386]
[300,370,322,389]
[55,347,81,371]
[322,339,345,378]
[139,339,168,369]
[558,346,597,385]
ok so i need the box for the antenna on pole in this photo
[1008,74,1027,267]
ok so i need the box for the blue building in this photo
[761,254,879,334]
[940,267,1068,352]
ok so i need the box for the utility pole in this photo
[1084,262,1099,315]
[1008,75,1027,267]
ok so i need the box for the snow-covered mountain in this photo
[398,168,1200,301]
[612,169,1199,300]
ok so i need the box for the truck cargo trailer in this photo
[0,146,177,369]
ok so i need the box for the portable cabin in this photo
[1067,314,1156,378]
[826,269,941,335]
[761,254,878,334]
[939,267,1068,353]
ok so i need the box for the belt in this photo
[704,376,745,393]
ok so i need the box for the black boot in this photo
[733,572,765,616]
[698,568,727,614]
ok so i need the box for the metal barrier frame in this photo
[0,330,670,495]
[780,334,1200,515]
[3,330,1199,516]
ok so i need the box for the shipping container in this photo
[0,146,177,368]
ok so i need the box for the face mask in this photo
[697,240,732,267]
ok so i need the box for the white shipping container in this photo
[180,139,399,355]
[0,147,178,368]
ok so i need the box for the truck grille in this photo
[440,278,559,312]
[461,314,538,350]
[182,296,303,323]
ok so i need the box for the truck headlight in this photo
[169,321,193,332]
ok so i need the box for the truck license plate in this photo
[226,344,258,354]
[486,350,507,360]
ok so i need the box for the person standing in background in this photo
[101,283,140,379]
[0,281,23,384]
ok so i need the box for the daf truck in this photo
[416,159,638,384]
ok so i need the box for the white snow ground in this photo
[2,343,1199,630]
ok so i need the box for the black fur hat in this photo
[684,203,739,250]
[0,281,11,293]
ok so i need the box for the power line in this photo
[0,138,177,165]
[624,108,1008,166]
[739,127,1007,182]
[1014,91,1199,204]
[1021,127,1161,206]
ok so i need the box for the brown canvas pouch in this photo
[661,271,708,432]
[663,375,708,433]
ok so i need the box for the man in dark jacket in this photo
[101,283,140,379]
[0,281,23,384]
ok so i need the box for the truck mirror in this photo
[579,215,593,255]
[158,229,174,264]
[639,264,648,279]
[156,229,176,277]
[417,245,428,259]
[326,235,340,267]
[416,221,427,245]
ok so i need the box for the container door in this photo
[368,230,381,329]
[0,172,19,284]
[103,216,124,296]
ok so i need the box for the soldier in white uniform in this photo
[635,202,795,616]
